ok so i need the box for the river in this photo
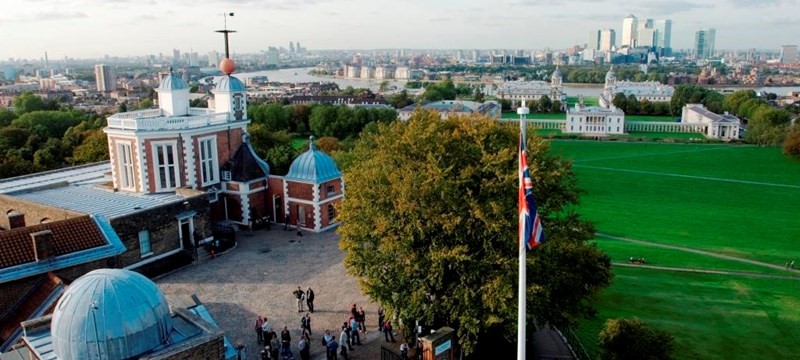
[226,67,800,97]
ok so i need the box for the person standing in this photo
[383,320,396,342]
[255,316,264,344]
[349,317,361,345]
[270,330,280,360]
[377,307,385,332]
[262,317,272,341]
[342,322,353,351]
[294,286,305,312]
[281,326,294,360]
[301,312,312,337]
[339,326,350,360]
[326,337,339,360]
[400,342,409,360]
[298,333,310,360]
[306,287,315,313]
[356,307,366,333]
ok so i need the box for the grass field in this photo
[549,141,800,359]
[566,96,600,107]
[626,131,706,140]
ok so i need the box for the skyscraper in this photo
[621,14,638,47]
[654,19,672,53]
[780,45,797,63]
[589,30,600,50]
[599,29,616,51]
[694,28,716,59]
[94,64,116,92]
[637,18,655,48]
[267,47,280,66]
[289,41,295,53]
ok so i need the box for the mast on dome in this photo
[215,12,236,59]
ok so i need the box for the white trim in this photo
[183,134,196,188]
[283,180,289,221]
[137,138,148,192]
[286,197,315,205]
[124,248,183,270]
[107,136,117,189]
[102,121,250,138]
[117,141,136,191]
[313,182,321,231]
[151,140,181,192]
[198,135,220,187]
[319,194,344,204]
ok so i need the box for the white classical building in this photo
[398,100,501,121]
[565,100,625,135]
[681,103,741,140]
[599,66,673,107]
[490,67,566,108]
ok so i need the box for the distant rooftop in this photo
[568,105,624,116]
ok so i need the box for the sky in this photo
[1,0,799,60]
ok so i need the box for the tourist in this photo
[298,333,310,360]
[261,345,271,360]
[326,337,339,360]
[384,320,396,342]
[262,317,271,340]
[378,307,385,332]
[301,312,312,337]
[236,341,247,360]
[349,317,361,345]
[281,326,294,359]
[306,287,315,313]
[356,306,366,333]
[270,331,280,359]
[294,286,305,312]
[350,304,357,319]
[339,326,350,359]
[255,316,264,344]
[342,322,353,350]
[400,342,409,360]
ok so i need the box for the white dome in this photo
[51,269,173,360]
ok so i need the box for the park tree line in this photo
[612,94,672,116]
[0,92,109,178]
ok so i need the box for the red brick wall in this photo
[288,202,314,228]
[320,198,342,228]
[318,178,343,201]
[266,177,285,222]
[287,182,313,201]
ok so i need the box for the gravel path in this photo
[156,227,398,360]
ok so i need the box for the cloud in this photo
[636,0,714,14]
[1,11,88,22]
[726,0,795,6]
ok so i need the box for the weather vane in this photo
[216,12,236,59]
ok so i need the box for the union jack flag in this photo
[519,133,545,250]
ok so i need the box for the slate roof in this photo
[0,216,106,269]
[221,142,270,182]
[0,273,64,351]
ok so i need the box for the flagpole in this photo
[517,99,529,360]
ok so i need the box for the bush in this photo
[598,318,674,360]
[784,125,800,156]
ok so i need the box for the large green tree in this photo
[784,125,800,156]
[598,318,675,360]
[337,110,611,354]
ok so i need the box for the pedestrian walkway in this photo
[156,226,390,359]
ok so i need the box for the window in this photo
[117,142,135,190]
[199,136,219,186]
[222,170,232,181]
[326,185,335,196]
[152,141,179,191]
[328,204,336,221]
[139,230,152,257]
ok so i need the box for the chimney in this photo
[8,212,26,229]
[31,230,54,261]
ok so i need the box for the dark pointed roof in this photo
[221,141,270,182]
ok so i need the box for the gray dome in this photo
[551,66,561,79]
[285,136,341,183]
[158,73,188,91]
[51,269,173,360]
[605,65,616,82]
[214,75,246,92]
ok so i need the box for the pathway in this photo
[612,263,800,280]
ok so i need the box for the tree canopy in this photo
[784,125,800,157]
[337,110,611,354]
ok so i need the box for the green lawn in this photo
[550,141,800,359]
[566,96,600,107]
[575,267,800,360]
[290,137,306,150]
[501,112,565,120]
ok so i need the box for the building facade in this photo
[565,101,625,135]
[599,66,673,107]
[681,103,741,140]
[94,64,116,92]
[695,28,716,59]
[398,100,501,121]
[621,14,638,47]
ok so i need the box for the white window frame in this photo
[151,140,180,192]
[328,204,336,221]
[139,230,152,257]
[198,135,219,187]
[117,141,135,191]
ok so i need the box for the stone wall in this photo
[0,194,84,230]
[110,192,211,269]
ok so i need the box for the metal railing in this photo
[557,327,593,360]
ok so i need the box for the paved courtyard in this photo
[157,227,396,359]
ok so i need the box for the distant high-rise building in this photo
[781,45,797,63]
[289,41,295,53]
[267,47,280,66]
[172,49,180,65]
[621,14,638,47]
[94,64,115,92]
[694,28,716,59]
[654,19,672,53]
[589,31,600,50]
[208,51,219,67]
[599,29,616,51]
[637,28,656,48]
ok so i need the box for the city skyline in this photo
[2,0,799,59]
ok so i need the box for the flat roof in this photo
[0,163,110,195]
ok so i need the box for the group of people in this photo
[247,290,402,360]
[294,286,315,313]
